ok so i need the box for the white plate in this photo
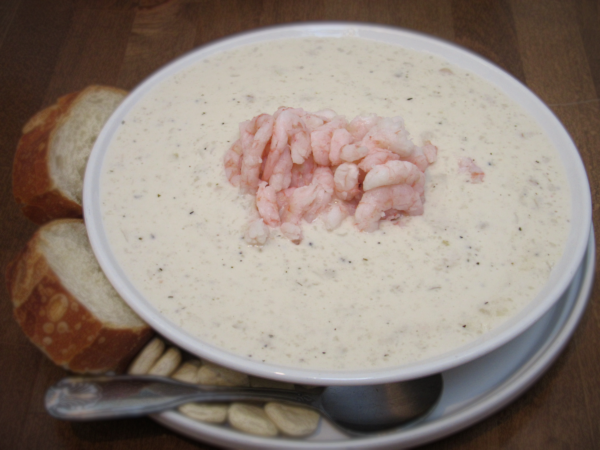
[152,229,594,449]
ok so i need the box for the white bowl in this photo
[84,23,592,385]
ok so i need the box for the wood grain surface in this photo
[1,1,598,449]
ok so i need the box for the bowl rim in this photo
[84,21,592,385]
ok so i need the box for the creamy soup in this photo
[101,37,570,371]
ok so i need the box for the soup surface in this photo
[101,36,570,371]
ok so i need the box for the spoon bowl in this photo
[45,374,443,434]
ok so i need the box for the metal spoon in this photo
[45,374,443,434]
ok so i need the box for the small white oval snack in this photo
[128,337,165,375]
[197,361,249,387]
[178,402,228,424]
[147,346,181,376]
[264,402,321,437]
[171,359,202,384]
[228,403,278,437]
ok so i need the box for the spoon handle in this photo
[45,375,321,420]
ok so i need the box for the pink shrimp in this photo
[313,109,338,122]
[329,128,353,166]
[280,222,303,244]
[422,140,438,164]
[347,113,379,141]
[290,122,311,164]
[262,108,312,179]
[262,109,292,179]
[304,166,335,223]
[267,146,293,192]
[302,114,325,131]
[245,218,270,245]
[362,160,424,194]
[280,184,318,229]
[403,146,430,172]
[311,116,348,165]
[290,154,315,188]
[279,167,334,241]
[239,114,274,193]
[276,187,295,214]
[360,116,416,158]
[357,148,401,172]
[334,163,361,201]
[340,144,369,163]
[227,108,439,242]
[321,201,351,231]
[459,157,485,183]
[224,138,243,186]
[355,184,423,232]
[256,181,280,227]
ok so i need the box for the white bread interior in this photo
[7,219,152,373]
[39,220,145,327]
[49,88,125,205]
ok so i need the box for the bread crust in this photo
[12,86,127,224]
[5,219,153,374]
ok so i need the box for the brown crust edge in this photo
[5,219,153,374]
[12,86,128,225]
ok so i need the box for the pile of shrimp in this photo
[224,107,438,244]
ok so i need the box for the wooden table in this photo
[1,1,598,448]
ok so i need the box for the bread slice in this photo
[6,219,153,374]
[12,85,127,224]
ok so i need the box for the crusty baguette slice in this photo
[6,219,153,374]
[12,85,127,224]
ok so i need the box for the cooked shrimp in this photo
[340,144,369,163]
[311,116,348,165]
[313,109,338,121]
[334,163,361,201]
[263,109,292,180]
[321,201,350,231]
[290,155,315,188]
[422,140,438,164]
[239,114,274,193]
[329,128,353,165]
[224,138,243,186]
[357,148,401,172]
[280,222,303,244]
[279,167,334,233]
[347,113,379,141]
[302,114,325,131]
[267,146,293,192]
[245,218,270,245]
[262,108,312,176]
[256,181,280,227]
[281,184,318,227]
[361,116,416,158]
[228,108,438,242]
[459,157,485,183]
[304,166,335,223]
[403,145,430,172]
[276,187,295,218]
[290,122,311,164]
[355,184,423,232]
[362,160,424,193]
